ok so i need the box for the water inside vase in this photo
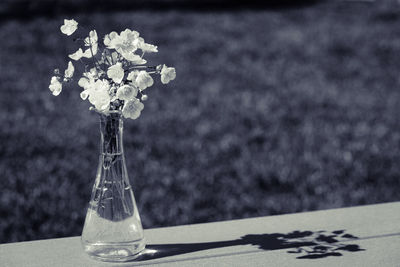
[82,208,145,261]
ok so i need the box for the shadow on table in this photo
[136,230,364,261]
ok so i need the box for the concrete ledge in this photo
[1,202,399,266]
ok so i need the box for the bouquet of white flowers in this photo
[49,19,176,120]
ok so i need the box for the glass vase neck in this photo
[99,112,124,155]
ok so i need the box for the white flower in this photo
[104,29,145,62]
[85,30,98,46]
[104,31,119,47]
[122,98,144,120]
[68,31,99,60]
[141,43,158,53]
[127,70,139,81]
[121,53,146,65]
[113,29,139,53]
[78,77,93,100]
[107,63,124,84]
[69,48,83,61]
[78,77,89,88]
[83,30,98,57]
[116,84,138,101]
[69,47,97,60]
[60,19,78,36]
[64,61,74,79]
[135,71,153,90]
[49,76,62,96]
[160,65,176,84]
[78,78,92,100]
[136,37,158,53]
[87,79,111,111]
[78,68,98,96]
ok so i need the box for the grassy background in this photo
[1,0,400,243]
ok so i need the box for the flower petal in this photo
[60,19,78,36]
[135,71,153,90]
[117,49,146,64]
[88,79,111,111]
[82,43,98,58]
[116,84,138,101]
[64,61,74,79]
[122,98,144,119]
[127,70,139,81]
[84,30,98,46]
[104,31,119,47]
[160,65,176,84]
[107,63,124,84]
[78,77,89,88]
[49,76,62,96]
[68,48,83,61]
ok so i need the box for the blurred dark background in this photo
[1,0,400,243]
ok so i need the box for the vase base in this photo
[83,239,146,262]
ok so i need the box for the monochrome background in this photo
[1,0,400,243]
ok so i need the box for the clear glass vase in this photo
[81,111,146,262]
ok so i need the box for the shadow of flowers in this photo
[136,230,364,261]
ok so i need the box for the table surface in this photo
[1,202,400,267]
